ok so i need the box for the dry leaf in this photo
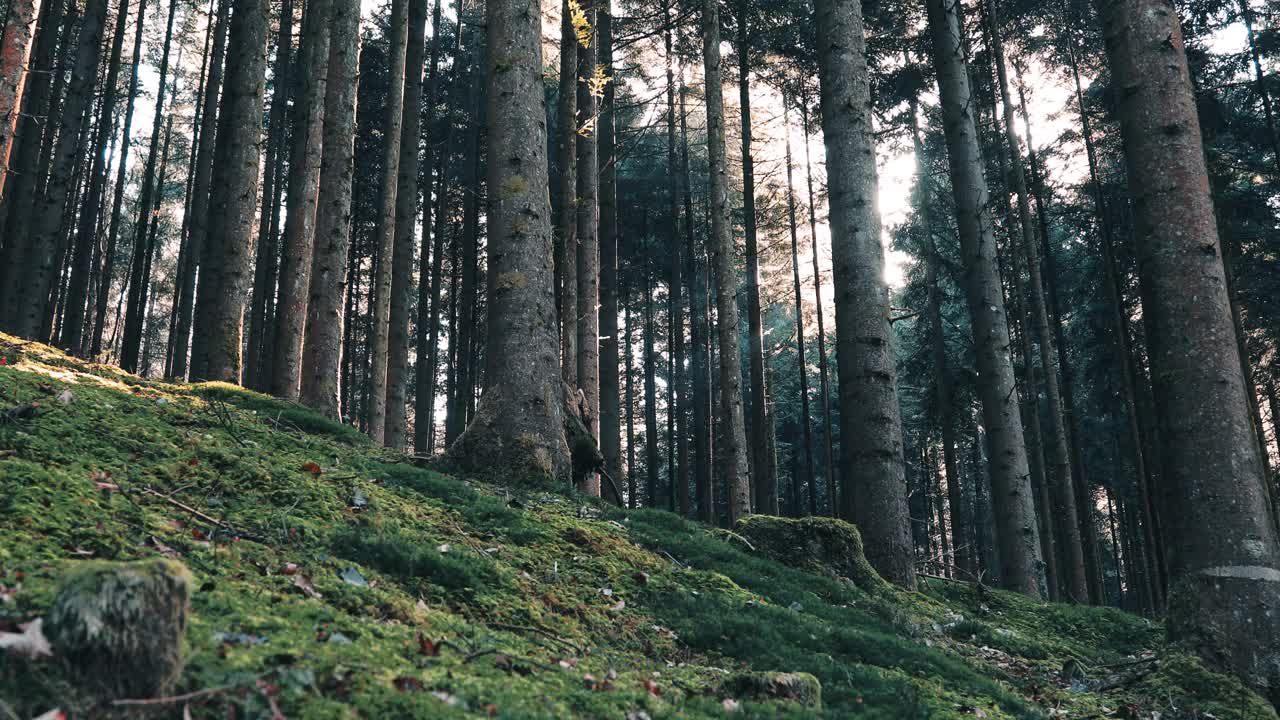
[0,618,52,659]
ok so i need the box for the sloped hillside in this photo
[0,335,1274,719]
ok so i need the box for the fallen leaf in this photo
[55,389,73,405]
[0,618,52,659]
[644,679,661,697]
[436,543,451,554]
[292,574,322,599]
[280,562,299,576]
[300,461,323,475]
[146,536,180,558]
[722,698,741,713]
[340,567,367,587]
[416,632,440,656]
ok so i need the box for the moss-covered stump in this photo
[44,559,192,705]
[723,671,822,708]
[735,515,887,593]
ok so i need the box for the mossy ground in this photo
[0,334,1274,719]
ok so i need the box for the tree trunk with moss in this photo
[597,8,622,502]
[1098,0,1280,700]
[450,0,573,482]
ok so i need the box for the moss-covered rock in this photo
[44,559,191,705]
[723,671,822,708]
[734,515,887,593]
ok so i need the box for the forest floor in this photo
[0,333,1275,719]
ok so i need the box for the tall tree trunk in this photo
[0,0,39,219]
[681,83,713,524]
[450,0,572,481]
[171,0,228,379]
[597,6,622,502]
[60,0,131,354]
[446,52,483,444]
[12,0,106,339]
[661,5,688,514]
[782,98,816,518]
[574,6,600,495]
[93,0,148,358]
[797,100,837,517]
[271,0,331,399]
[365,0,409,443]
[643,263,660,507]
[702,0,750,523]
[1236,0,1280,176]
[556,0,577,386]
[923,0,1044,598]
[1099,0,1280,699]
[0,0,66,325]
[815,0,913,586]
[735,0,772,514]
[908,91,973,577]
[625,295,637,508]
[983,0,1085,601]
[191,0,269,382]
[120,0,179,372]
[299,0,358,417]
[413,0,451,454]
[384,0,430,446]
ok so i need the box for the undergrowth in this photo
[0,335,1274,719]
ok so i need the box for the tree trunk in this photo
[680,83,713,524]
[12,0,106,339]
[365,0,409,443]
[702,0,750,524]
[450,0,573,481]
[908,91,973,578]
[556,0,577,387]
[1099,0,1280,700]
[0,0,39,219]
[782,98,815,518]
[384,0,430,446]
[574,6,600,495]
[597,6,622,502]
[190,0,269,382]
[660,6,688,514]
[983,0,1085,601]
[59,0,131,354]
[815,0,913,586]
[272,0,331,399]
[923,0,1044,598]
[643,263,660,507]
[171,0,228,379]
[120,0,178,372]
[299,0,359,418]
[625,295,637,508]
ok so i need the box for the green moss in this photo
[0,335,1273,719]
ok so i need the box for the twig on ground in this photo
[111,684,237,707]
[490,622,583,656]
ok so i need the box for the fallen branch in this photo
[111,684,237,707]
[489,622,583,656]
[718,530,757,552]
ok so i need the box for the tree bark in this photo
[680,83,713,524]
[782,98,815,518]
[574,5,600,495]
[450,0,573,482]
[597,7,622,502]
[1099,0,1280,700]
[702,0,750,524]
[661,5,688,514]
[815,0,913,586]
[171,0,228,379]
[299,0,359,418]
[191,0,269,382]
[365,0,409,443]
[0,0,39,213]
[556,0,578,387]
[643,262,660,507]
[923,0,1044,598]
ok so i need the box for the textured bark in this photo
[680,84,713,524]
[702,0,750,524]
[797,101,837,517]
[12,0,106,339]
[0,0,65,325]
[171,0,228,379]
[813,0,913,586]
[574,8,600,495]
[923,0,1044,598]
[662,6,688,515]
[643,265,659,506]
[782,100,815,518]
[1099,0,1280,700]
[597,7,622,502]
[383,0,430,447]
[556,0,577,386]
[625,296,637,508]
[983,0,1085,601]
[365,0,409,443]
[446,54,483,444]
[120,0,179,372]
[191,0,269,382]
[0,0,38,207]
[734,0,772,515]
[272,0,332,399]
[299,0,359,418]
[908,92,973,578]
[59,0,131,355]
[449,0,572,482]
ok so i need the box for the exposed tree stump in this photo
[723,671,822,708]
[44,559,192,706]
